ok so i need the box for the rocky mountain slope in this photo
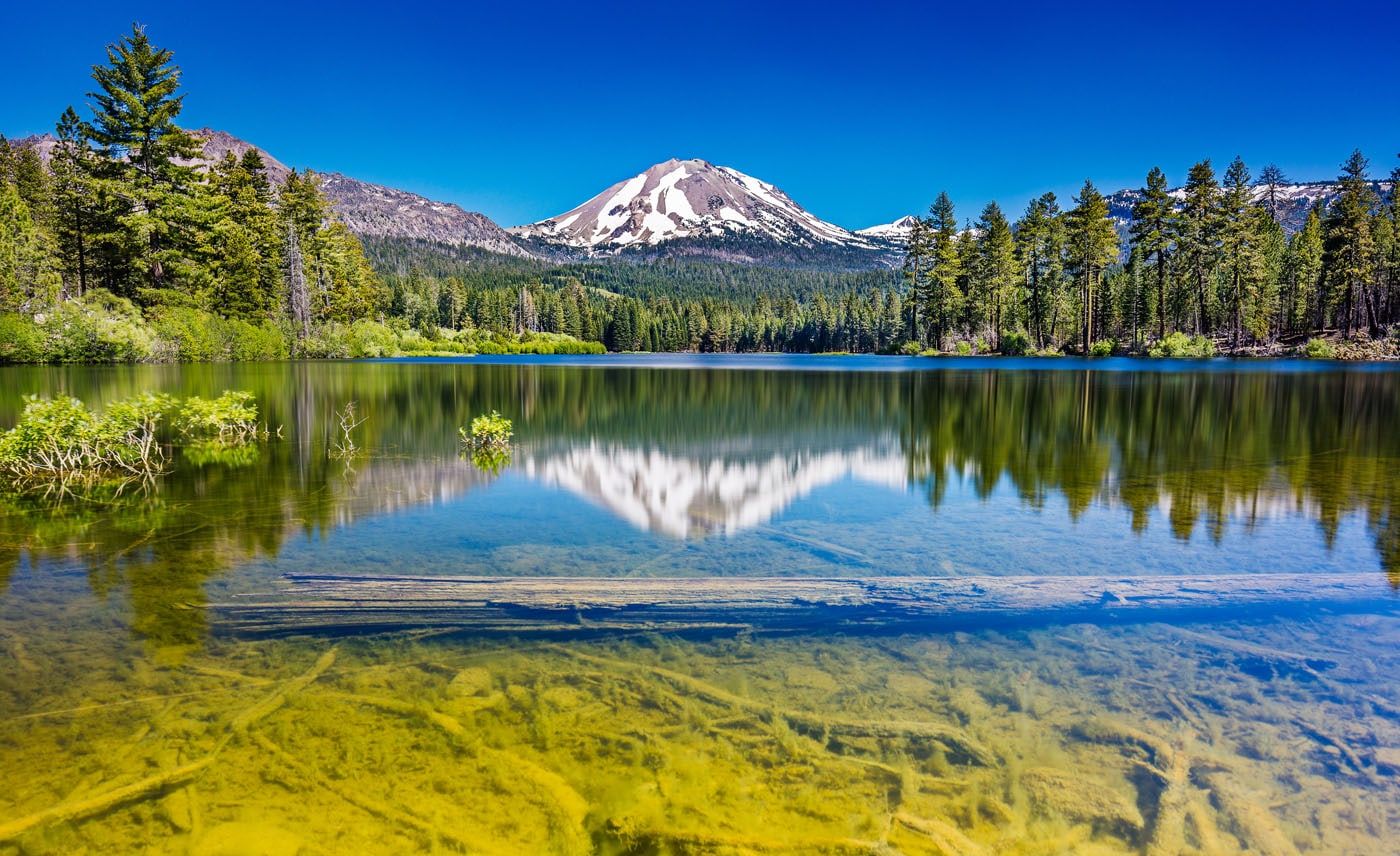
[511,159,902,269]
[12,128,533,258]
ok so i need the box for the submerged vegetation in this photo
[0,615,1396,854]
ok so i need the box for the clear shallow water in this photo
[0,357,1397,854]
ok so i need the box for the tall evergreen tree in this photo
[1063,180,1119,353]
[1015,193,1063,349]
[1322,149,1378,336]
[1176,160,1222,333]
[1129,166,1175,340]
[974,202,1016,351]
[84,23,202,295]
[924,193,961,350]
[1256,164,1288,224]
[1285,207,1325,331]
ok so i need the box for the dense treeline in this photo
[384,266,911,353]
[898,158,1399,356]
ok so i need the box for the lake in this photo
[0,355,1397,854]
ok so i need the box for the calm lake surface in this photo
[0,355,1397,854]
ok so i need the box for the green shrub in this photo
[1000,331,1031,356]
[39,291,155,363]
[0,314,43,363]
[954,341,973,356]
[150,306,223,361]
[1088,339,1116,358]
[1303,337,1337,359]
[897,341,922,356]
[1148,332,1215,358]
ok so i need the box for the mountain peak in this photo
[856,215,919,239]
[510,158,894,267]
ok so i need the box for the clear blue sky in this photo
[3,1,1397,229]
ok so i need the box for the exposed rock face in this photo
[512,158,902,268]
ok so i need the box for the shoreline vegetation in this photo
[1,26,1397,363]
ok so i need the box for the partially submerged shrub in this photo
[0,391,266,486]
[1147,332,1215,358]
[462,411,513,450]
[460,411,513,473]
[171,391,263,444]
[0,394,169,481]
[1303,337,1337,359]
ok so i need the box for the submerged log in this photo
[202,572,1394,638]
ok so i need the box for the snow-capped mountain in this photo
[511,159,901,268]
[856,215,919,240]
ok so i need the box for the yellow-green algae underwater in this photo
[1,358,1400,854]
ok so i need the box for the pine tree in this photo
[50,107,101,296]
[974,202,1016,351]
[925,192,961,350]
[1015,193,1063,349]
[0,181,62,310]
[1322,150,1378,337]
[901,215,931,344]
[1220,157,1265,348]
[84,24,203,296]
[1063,180,1119,353]
[1256,164,1288,224]
[1129,167,1175,340]
[1176,160,1222,334]
[1287,207,1326,331]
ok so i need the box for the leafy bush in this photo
[0,314,43,363]
[954,341,973,356]
[1148,332,1215,358]
[1303,337,1337,359]
[150,308,289,362]
[897,341,922,356]
[1088,339,1116,358]
[38,291,156,363]
[1000,331,1031,356]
